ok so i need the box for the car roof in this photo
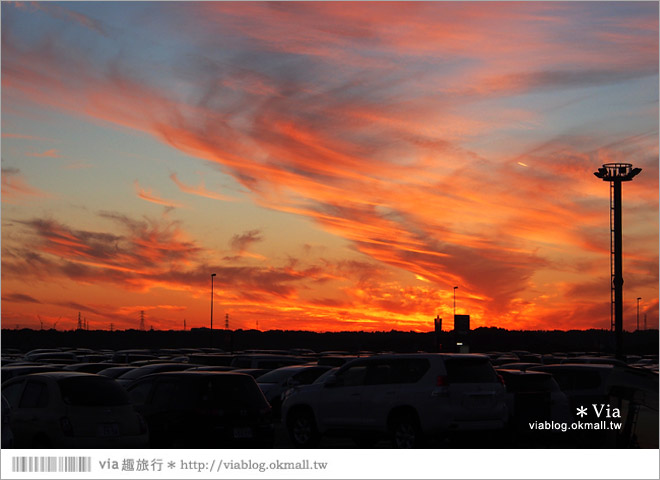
[138,371,252,379]
[363,353,489,360]
[497,369,552,377]
[531,363,615,370]
[266,364,325,372]
[5,371,107,381]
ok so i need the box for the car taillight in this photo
[497,374,505,386]
[436,375,449,386]
[60,416,74,436]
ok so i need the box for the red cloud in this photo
[2,2,657,331]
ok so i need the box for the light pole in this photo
[210,273,216,347]
[594,163,641,360]
[453,286,458,318]
[637,297,641,331]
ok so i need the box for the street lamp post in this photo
[453,286,458,318]
[637,297,641,331]
[594,163,641,360]
[211,273,216,347]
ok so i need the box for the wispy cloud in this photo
[1,1,657,330]
[13,1,109,37]
[169,173,235,201]
[1,167,50,203]
[26,148,61,158]
[134,180,183,208]
[2,132,55,141]
[1,293,41,304]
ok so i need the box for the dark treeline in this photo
[1,327,658,356]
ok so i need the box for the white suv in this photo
[281,353,508,448]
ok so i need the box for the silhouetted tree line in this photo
[1,327,658,355]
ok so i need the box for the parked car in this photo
[232,368,271,378]
[497,369,570,445]
[256,365,332,414]
[126,372,273,448]
[282,353,508,448]
[23,352,78,365]
[527,364,655,411]
[2,365,62,383]
[528,363,659,448]
[97,366,139,379]
[316,355,359,367]
[110,350,157,364]
[1,395,14,448]
[63,363,124,374]
[1,372,148,448]
[230,354,304,370]
[493,362,540,372]
[560,356,627,367]
[115,363,199,387]
[187,354,235,366]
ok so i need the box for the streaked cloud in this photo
[1,1,657,331]
[169,173,235,201]
[1,167,50,203]
[134,180,184,208]
[26,148,61,158]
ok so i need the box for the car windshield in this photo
[313,368,338,384]
[201,375,268,409]
[256,368,297,384]
[58,376,130,406]
[445,357,498,383]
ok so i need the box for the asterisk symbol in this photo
[168,462,176,469]
[576,406,588,418]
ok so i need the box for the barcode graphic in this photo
[11,456,92,473]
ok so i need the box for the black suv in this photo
[127,371,274,448]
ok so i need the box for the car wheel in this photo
[390,413,423,448]
[287,410,320,448]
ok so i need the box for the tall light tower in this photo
[636,297,641,331]
[594,163,641,360]
[210,273,216,347]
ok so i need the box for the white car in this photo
[282,353,508,448]
[1,372,148,448]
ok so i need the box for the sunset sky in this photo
[2,1,658,333]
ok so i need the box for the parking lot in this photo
[2,348,658,449]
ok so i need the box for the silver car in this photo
[282,353,508,448]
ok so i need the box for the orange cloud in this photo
[2,1,657,331]
[169,173,235,201]
[134,181,183,208]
